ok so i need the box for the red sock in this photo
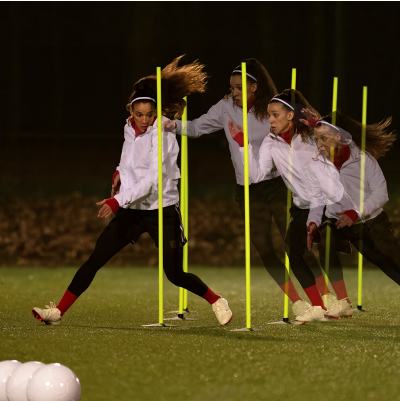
[331,279,349,301]
[279,280,302,304]
[56,290,78,316]
[202,288,221,305]
[315,274,331,296]
[303,284,326,309]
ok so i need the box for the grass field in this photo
[1,267,400,401]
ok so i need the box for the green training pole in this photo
[157,67,164,325]
[283,68,296,322]
[358,86,367,310]
[241,63,251,329]
[323,77,338,307]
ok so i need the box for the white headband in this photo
[131,97,156,104]
[232,70,258,82]
[271,98,294,110]
[318,120,340,131]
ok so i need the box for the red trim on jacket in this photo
[130,116,156,138]
[112,170,119,185]
[233,132,245,147]
[343,210,358,222]
[333,145,351,171]
[104,198,119,213]
[307,222,317,235]
[235,95,256,112]
[280,127,292,145]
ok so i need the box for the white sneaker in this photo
[292,300,311,317]
[212,298,232,325]
[325,299,353,320]
[32,302,62,325]
[324,293,337,310]
[295,306,328,323]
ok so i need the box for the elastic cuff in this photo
[105,198,119,213]
[307,222,317,235]
[344,210,358,222]
[233,132,244,147]
[307,118,319,128]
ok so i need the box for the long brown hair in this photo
[224,58,278,122]
[322,112,396,159]
[126,55,208,119]
[270,89,319,143]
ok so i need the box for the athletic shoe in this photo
[292,300,311,317]
[32,302,62,325]
[325,299,353,320]
[295,306,328,323]
[324,293,337,310]
[212,298,232,325]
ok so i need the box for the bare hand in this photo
[307,223,317,251]
[228,120,244,139]
[111,173,120,197]
[299,108,319,126]
[162,120,176,133]
[335,212,355,228]
[96,200,113,218]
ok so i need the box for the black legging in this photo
[67,225,208,298]
[236,178,321,288]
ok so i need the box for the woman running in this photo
[229,89,359,323]
[307,112,400,318]
[162,59,323,317]
[32,57,232,326]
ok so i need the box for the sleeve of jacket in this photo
[116,123,135,172]
[362,154,389,218]
[173,100,225,138]
[307,166,328,227]
[114,129,179,207]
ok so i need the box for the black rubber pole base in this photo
[283,317,289,323]
[357,305,363,311]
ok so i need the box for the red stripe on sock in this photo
[303,284,326,309]
[56,290,78,316]
[202,288,221,305]
[331,279,349,301]
[279,280,302,304]
[315,274,331,296]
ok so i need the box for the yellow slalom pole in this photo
[283,68,296,322]
[358,86,367,310]
[181,97,188,313]
[323,77,338,307]
[157,67,164,325]
[240,63,251,330]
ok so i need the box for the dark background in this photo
[1,2,400,266]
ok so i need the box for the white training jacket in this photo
[173,98,280,185]
[114,117,180,210]
[309,142,387,224]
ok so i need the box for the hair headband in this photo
[232,70,258,82]
[131,96,156,104]
[318,120,340,132]
[270,98,294,110]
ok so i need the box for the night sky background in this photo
[1,2,400,199]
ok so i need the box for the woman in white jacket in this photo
[230,89,360,322]
[163,59,323,317]
[32,57,232,326]
[307,112,400,317]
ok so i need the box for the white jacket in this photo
[239,133,327,225]
[114,117,180,210]
[309,142,388,223]
[174,98,279,185]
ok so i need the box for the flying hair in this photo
[225,58,278,122]
[126,55,208,119]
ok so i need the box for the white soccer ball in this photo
[6,361,44,401]
[0,360,21,401]
[26,363,81,401]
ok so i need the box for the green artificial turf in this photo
[1,267,400,401]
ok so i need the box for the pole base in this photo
[164,315,196,321]
[168,308,197,314]
[230,327,262,332]
[141,323,178,327]
[353,306,368,312]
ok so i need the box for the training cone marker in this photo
[26,363,81,401]
[142,66,177,328]
[6,361,44,401]
[0,360,21,401]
